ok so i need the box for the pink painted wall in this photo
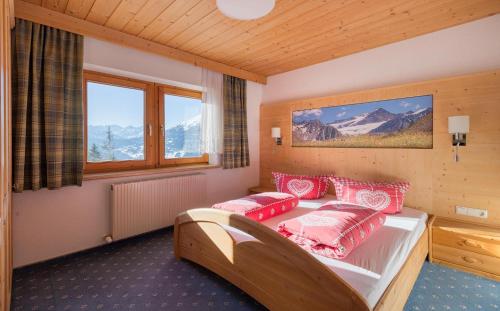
[262,15,500,104]
[12,39,262,268]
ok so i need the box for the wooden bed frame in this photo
[174,209,431,311]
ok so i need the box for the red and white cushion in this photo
[212,192,298,222]
[272,172,331,200]
[330,176,410,214]
[277,202,386,259]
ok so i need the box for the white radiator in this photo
[110,173,207,241]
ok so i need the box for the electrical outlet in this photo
[455,206,488,219]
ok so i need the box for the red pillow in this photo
[272,172,331,200]
[277,202,386,259]
[212,192,298,222]
[330,177,410,214]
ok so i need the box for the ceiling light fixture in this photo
[216,0,275,21]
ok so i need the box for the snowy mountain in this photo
[293,119,342,142]
[327,108,398,136]
[369,107,432,134]
[87,116,202,162]
[164,115,202,159]
[87,125,145,161]
[292,107,432,143]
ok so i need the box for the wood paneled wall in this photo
[0,0,12,309]
[260,70,500,226]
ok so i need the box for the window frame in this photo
[83,71,156,174]
[158,85,209,167]
[83,71,208,174]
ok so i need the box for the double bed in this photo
[174,195,431,311]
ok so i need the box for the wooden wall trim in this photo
[13,0,267,85]
[7,0,12,29]
[260,69,500,227]
[0,0,12,308]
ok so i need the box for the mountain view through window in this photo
[86,80,204,163]
[164,94,202,159]
[86,82,145,162]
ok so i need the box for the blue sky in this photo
[87,82,144,127]
[87,82,201,128]
[164,95,201,129]
[293,95,432,124]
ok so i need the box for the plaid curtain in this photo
[222,75,250,169]
[12,19,84,192]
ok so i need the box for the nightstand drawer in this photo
[433,244,500,276]
[433,227,500,258]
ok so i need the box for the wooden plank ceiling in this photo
[19,0,500,78]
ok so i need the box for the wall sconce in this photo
[271,127,282,145]
[448,116,469,162]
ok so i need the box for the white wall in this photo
[263,15,500,104]
[12,38,262,268]
[84,37,202,90]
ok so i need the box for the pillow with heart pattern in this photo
[330,176,410,214]
[272,172,331,200]
[212,192,299,222]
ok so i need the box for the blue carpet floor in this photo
[11,228,499,310]
[405,262,499,311]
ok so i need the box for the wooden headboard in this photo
[260,70,500,226]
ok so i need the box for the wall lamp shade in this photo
[271,127,281,138]
[448,115,469,162]
[216,0,275,20]
[271,127,282,145]
[448,116,470,134]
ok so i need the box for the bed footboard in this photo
[174,208,370,311]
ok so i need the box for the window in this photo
[86,82,145,162]
[83,71,208,173]
[159,86,208,166]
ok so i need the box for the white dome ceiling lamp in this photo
[216,0,276,20]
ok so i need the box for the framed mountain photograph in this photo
[292,95,433,148]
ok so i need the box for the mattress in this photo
[224,195,428,310]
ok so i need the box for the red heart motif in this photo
[355,190,390,210]
[287,179,314,197]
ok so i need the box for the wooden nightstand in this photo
[248,186,275,194]
[429,216,500,281]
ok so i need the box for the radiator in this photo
[110,173,207,241]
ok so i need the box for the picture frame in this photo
[291,95,433,149]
